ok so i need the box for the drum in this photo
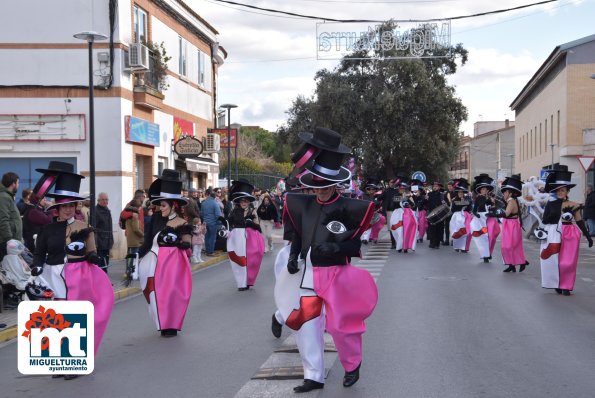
[427,204,451,225]
[371,212,381,225]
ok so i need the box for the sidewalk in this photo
[0,227,285,343]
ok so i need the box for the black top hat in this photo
[299,149,351,188]
[545,165,575,192]
[410,178,423,187]
[364,178,381,189]
[150,169,188,205]
[501,174,523,196]
[291,141,322,171]
[298,127,351,154]
[33,161,78,199]
[474,173,494,193]
[46,171,86,209]
[230,178,256,203]
[432,181,443,187]
[452,178,470,192]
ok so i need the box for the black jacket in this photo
[585,191,595,220]
[257,202,278,221]
[95,204,114,251]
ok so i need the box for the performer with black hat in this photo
[538,165,593,295]
[443,180,455,245]
[361,178,385,244]
[411,178,428,243]
[31,163,114,367]
[449,178,473,253]
[390,177,418,253]
[470,174,501,263]
[427,181,447,249]
[489,174,529,272]
[226,178,265,291]
[138,169,193,337]
[276,127,377,392]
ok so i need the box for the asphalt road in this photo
[1,233,595,398]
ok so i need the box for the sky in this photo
[189,0,595,137]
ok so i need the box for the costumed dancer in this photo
[470,174,501,262]
[361,178,385,244]
[411,179,428,243]
[426,181,446,249]
[382,174,406,249]
[489,174,529,272]
[443,181,455,245]
[390,178,418,253]
[226,179,265,291]
[276,127,377,392]
[30,163,114,372]
[537,166,593,295]
[449,179,473,253]
[138,170,192,337]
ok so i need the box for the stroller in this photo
[0,240,53,311]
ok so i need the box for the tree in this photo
[278,22,468,182]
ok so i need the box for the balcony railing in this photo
[144,55,160,91]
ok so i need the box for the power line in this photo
[206,0,559,22]
[285,0,459,3]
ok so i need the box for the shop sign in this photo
[174,135,203,158]
[125,116,160,147]
[211,128,237,148]
[174,117,194,141]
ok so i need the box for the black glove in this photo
[87,252,101,265]
[314,242,340,256]
[178,241,191,250]
[31,266,43,276]
[576,220,593,248]
[473,212,481,218]
[245,219,262,233]
[287,254,300,274]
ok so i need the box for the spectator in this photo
[181,187,189,198]
[95,192,114,273]
[257,193,278,252]
[22,193,52,253]
[16,188,32,216]
[74,201,86,221]
[253,189,263,209]
[120,189,146,232]
[201,189,222,256]
[585,184,595,236]
[0,172,22,261]
[143,199,155,245]
[80,192,91,224]
[186,188,201,218]
[124,198,144,285]
[190,217,206,263]
[197,188,205,203]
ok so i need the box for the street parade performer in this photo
[411,178,428,243]
[538,165,593,295]
[138,170,192,337]
[449,178,473,253]
[226,178,265,291]
[470,174,501,263]
[489,174,529,273]
[426,181,447,249]
[276,127,377,393]
[31,162,114,367]
[390,177,418,253]
[361,178,385,245]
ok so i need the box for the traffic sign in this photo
[540,169,550,181]
[576,156,595,172]
[411,171,426,182]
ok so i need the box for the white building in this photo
[0,0,226,256]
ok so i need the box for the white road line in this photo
[581,277,594,282]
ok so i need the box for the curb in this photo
[0,254,228,344]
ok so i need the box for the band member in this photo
[361,178,385,244]
[390,178,418,253]
[538,166,593,295]
[470,174,501,263]
[277,127,377,392]
[490,174,529,272]
[31,164,114,364]
[411,179,428,243]
[383,173,407,249]
[226,178,265,291]
[138,170,192,337]
[449,179,473,253]
[427,181,446,249]
[443,180,455,245]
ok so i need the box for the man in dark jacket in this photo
[95,192,114,273]
[0,172,22,261]
[585,184,595,236]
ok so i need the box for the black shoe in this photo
[294,379,324,393]
[397,249,402,253]
[160,329,178,337]
[362,240,368,245]
[461,250,468,253]
[562,289,571,296]
[391,244,396,249]
[519,261,529,272]
[442,241,449,246]
[483,258,489,263]
[238,287,249,291]
[403,249,408,253]
[271,314,282,338]
[343,363,361,387]
[503,266,516,273]
[64,375,79,380]
[555,288,563,295]
[454,249,460,252]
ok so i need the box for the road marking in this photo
[581,277,594,282]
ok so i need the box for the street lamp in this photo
[219,104,237,196]
[74,31,107,228]
[549,143,555,169]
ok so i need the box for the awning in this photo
[185,157,219,174]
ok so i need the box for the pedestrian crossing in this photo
[354,240,392,282]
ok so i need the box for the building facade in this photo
[0,0,226,255]
[510,34,595,201]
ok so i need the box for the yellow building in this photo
[510,34,595,201]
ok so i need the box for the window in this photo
[179,37,187,76]
[197,50,206,86]
[539,123,542,155]
[134,5,147,44]
[545,119,548,152]
[530,130,533,159]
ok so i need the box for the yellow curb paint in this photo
[0,325,17,343]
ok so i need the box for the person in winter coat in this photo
[22,193,52,253]
[0,172,22,262]
[95,192,114,274]
[257,194,278,252]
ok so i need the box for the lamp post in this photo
[550,143,555,169]
[219,104,237,196]
[74,31,107,228]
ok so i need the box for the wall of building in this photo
[469,127,515,181]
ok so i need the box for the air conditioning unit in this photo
[128,43,150,71]
[204,133,221,153]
